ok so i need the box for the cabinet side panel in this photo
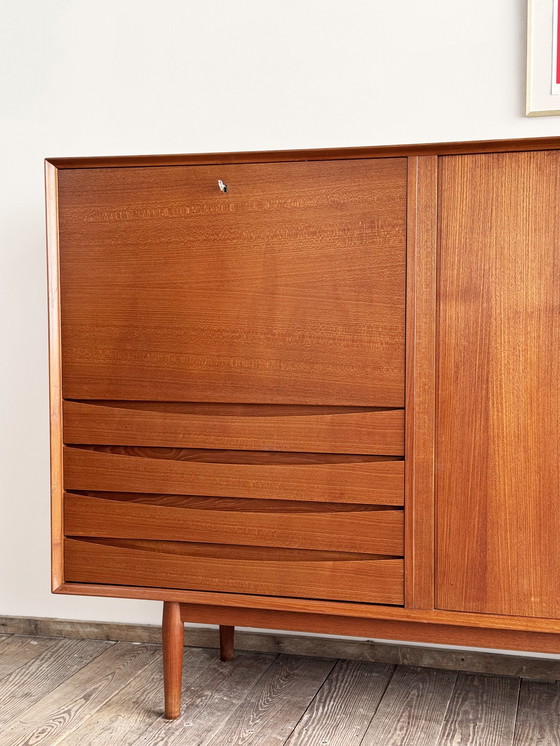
[46,161,63,590]
[437,151,560,618]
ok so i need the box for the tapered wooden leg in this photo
[162,601,184,719]
[219,625,235,661]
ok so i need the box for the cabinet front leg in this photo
[162,601,184,719]
[219,625,235,661]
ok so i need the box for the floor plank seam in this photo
[433,669,460,746]
[207,653,298,746]
[279,656,338,746]
[356,664,399,746]
[510,678,524,746]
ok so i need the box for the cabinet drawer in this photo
[63,401,405,456]
[64,538,404,605]
[63,446,405,505]
[64,492,404,555]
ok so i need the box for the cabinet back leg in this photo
[220,625,235,661]
[162,601,184,719]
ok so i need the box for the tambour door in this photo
[437,151,560,619]
[57,158,407,406]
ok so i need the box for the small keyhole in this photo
[218,179,228,193]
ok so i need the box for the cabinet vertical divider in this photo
[404,155,438,610]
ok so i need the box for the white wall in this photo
[1,0,559,644]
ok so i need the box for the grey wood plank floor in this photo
[0,634,559,746]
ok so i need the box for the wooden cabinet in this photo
[46,138,560,719]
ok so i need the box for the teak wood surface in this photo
[62,400,405,456]
[63,446,405,505]
[162,601,182,719]
[65,538,404,605]
[437,150,560,619]
[57,159,406,406]
[46,161,63,589]
[404,155,438,610]
[46,136,560,720]
[64,492,404,555]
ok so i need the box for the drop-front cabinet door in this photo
[437,151,560,619]
[57,159,406,406]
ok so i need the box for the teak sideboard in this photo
[46,137,560,718]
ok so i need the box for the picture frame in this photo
[527,0,560,116]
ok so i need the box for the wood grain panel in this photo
[63,446,404,505]
[64,492,404,555]
[437,151,560,618]
[62,401,405,456]
[64,538,404,605]
[57,159,406,405]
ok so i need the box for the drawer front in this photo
[63,401,405,456]
[64,492,404,555]
[63,446,405,505]
[58,158,406,406]
[64,537,404,605]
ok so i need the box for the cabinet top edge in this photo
[45,136,560,170]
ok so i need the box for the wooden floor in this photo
[0,633,559,745]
